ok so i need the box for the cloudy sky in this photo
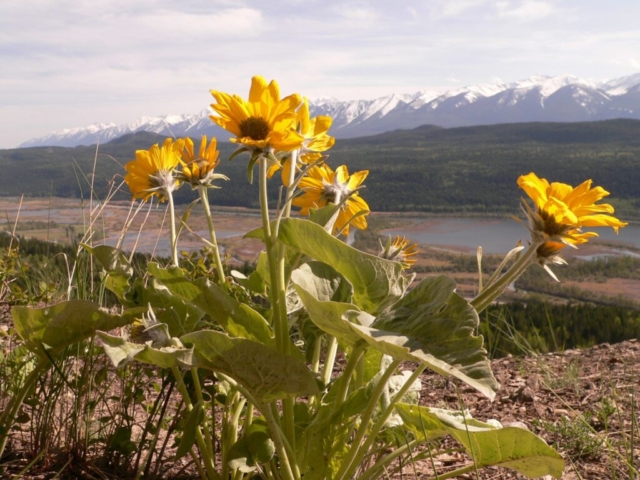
[1,0,639,149]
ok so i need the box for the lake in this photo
[384,217,640,258]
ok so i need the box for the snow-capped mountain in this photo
[19,73,640,148]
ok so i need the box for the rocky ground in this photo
[411,339,640,479]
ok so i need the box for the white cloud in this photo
[331,3,378,25]
[1,0,640,148]
[495,0,555,21]
[429,0,489,19]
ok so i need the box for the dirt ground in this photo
[407,339,640,479]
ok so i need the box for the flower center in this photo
[239,116,270,141]
[148,169,177,194]
[538,209,573,237]
[322,177,352,204]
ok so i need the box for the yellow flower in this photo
[268,97,335,183]
[518,172,627,244]
[209,76,304,153]
[298,97,335,162]
[178,136,228,188]
[380,236,418,269]
[292,163,369,235]
[124,138,184,202]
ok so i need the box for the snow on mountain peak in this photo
[601,72,640,95]
[17,72,640,148]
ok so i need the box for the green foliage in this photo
[482,301,640,357]
[4,120,640,216]
[534,415,605,459]
[398,404,565,477]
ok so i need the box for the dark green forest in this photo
[2,119,640,216]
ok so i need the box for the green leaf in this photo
[278,218,410,313]
[181,330,319,402]
[371,275,499,397]
[11,300,142,356]
[176,401,205,460]
[292,282,362,346]
[147,263,274,346]
[107,426,137,456]
[98,332,194,369]
[293,276,498,400]
[308,204,342,231]
[298,378,377,479]
[230,269,266,295]
[81,244,133,301]
[294,262,354,304]
[136,280,204,337]
[397,404,565,478]
[228,420,275,472]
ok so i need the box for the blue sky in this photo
[1,0,639,148]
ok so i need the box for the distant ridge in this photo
[4,120,640,219]
[19,73,640,148]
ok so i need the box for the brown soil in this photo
[410,339,640,479]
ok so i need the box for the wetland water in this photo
[384,217,640,258]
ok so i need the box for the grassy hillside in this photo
[2,120,640,216]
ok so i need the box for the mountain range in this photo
[19,73,640,148]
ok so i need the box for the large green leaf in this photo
[98,332,194,369]
[293,262,353,304]
[147,263,274,347]
[292,283,362,346]
[293,276,498,399]
[278,218,410,313]
[397,404,565,478]
[135,280,204,337]
[372,275,498,397]
[181,330,319,402]
[81,245,133,302]
[12,300,142,355]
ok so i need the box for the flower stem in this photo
[198,186,227,287]
[258,155,297,458]
[348,365,427,479]
[283,149,298,220]
[171,366,220,480]
[335,358,402,480]
[333,343,366,409]
[167,190,179,267]
[321,336,339,387]
[470,240,542,313]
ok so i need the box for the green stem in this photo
[258,156,297,453]
[282,149,298,220]
[311,337,322,374]
[262,404,299,480]
[321,336,339,387]
[333,343,366,408]
[335,358,402,480]
[171,366,220,480]
[192,367,215,465]
[198,186,227,287]
[470,240,542,313]
[167,190,179,267]
[345,366,427,480]
[0,356,50,459]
